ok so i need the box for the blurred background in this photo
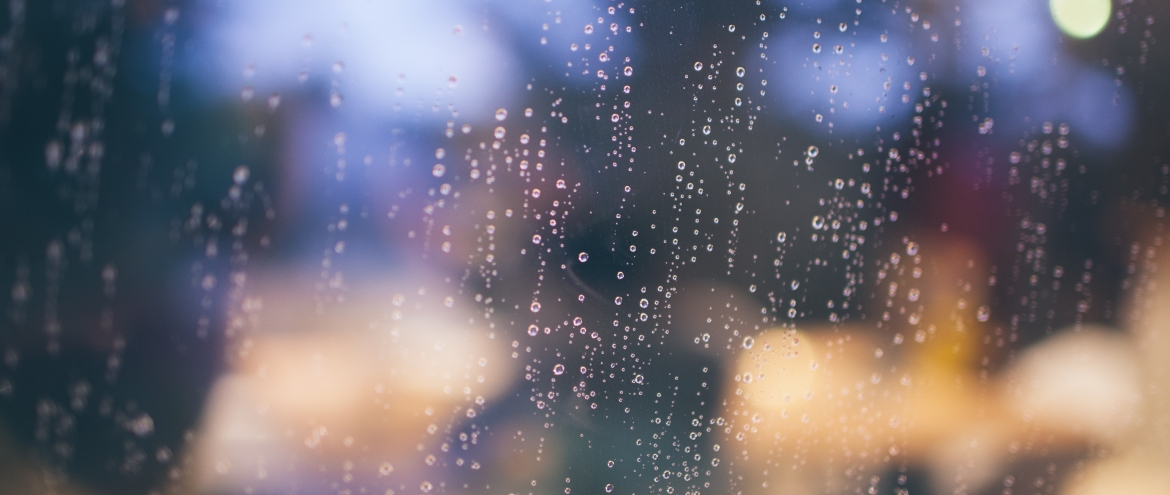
[1,0,1169,494]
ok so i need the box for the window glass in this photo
[0,0,1168,494]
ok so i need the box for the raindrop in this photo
[976,305,990,322]
[639,298,649,308]
[812,43,822,53]
[606,484,615,493]
[233,165,250,185]
[702,125,711,135]
[432,164,446,177]
[678,161,686,170]
[811,216,825,229]
[624,66,633,76]
[528,325,539,336]
[693,61,704,71]
[614,297,623,305]
[728,154,736,163]
[807,145,819,157]
[742,336,755,349]
[494,126,506,139]
[728,24,736,32]
[578,252,589,262]
[495,108,507,121]
[530,301,542,313]
[736,67,746,77]
[532,234,542,244]
[776,232,787,242]
[553,364,565,375]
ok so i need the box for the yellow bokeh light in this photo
[1050,0,1111,39]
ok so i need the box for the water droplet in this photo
[606,484,614,493]
[611,113,621,123]
[585,24,594,34]
[432,164,446,177]
[599,52,610,62]
[728,154,736,163]
[528,325,539,336]
[807,145,819,157]
[728,24,736,32]
[678,161,686,170]
[693,61,704,71]
[495,108,507,121]
[702,125,711,135]
[530,301,542,313]
[639,298,649,308]
[811,216,825,229]
[233,165,250,185]
[494,126,506,139]
[906,242,919,255]
[812,43,822,53]
[736,67,745,77]
[616,271,625,279]
[614,296,623,305]
[624,66,633,76]
[532,234,542,244]
[742,336,755,349]
[578,252,589,262]
[553,364,565,375]
[976,305,990,322]
[632,374,644,384]
[776,232,787,242]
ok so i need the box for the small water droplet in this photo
[553,364,565,375]
[578,252,589,262]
